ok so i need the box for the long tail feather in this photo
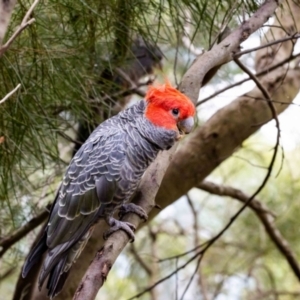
[46,255,70,299]
[22,232,48,278]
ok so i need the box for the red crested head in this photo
[145,82,196,133]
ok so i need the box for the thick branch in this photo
[198,180,300,281]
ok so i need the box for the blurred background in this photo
[1,0,300,299]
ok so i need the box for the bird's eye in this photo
[172,108,179,116]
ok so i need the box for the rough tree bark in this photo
[16,0,300,299]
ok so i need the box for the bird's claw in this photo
[104,217,136,242]
[118,203,148,222]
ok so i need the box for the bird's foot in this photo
[104,217,136,242]
[118,203,148,222]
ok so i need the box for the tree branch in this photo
[129,243,152,276]
[234,33,300,57]
[0,0,40,57]
[0,209,48,258]
[0,0,17,45]
[0,83,21,105]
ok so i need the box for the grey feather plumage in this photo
[22,100,177,298]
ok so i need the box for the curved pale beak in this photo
[177,116,195,134]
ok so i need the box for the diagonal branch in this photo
[0,0,40,57]
[129,243,152,276]
[126,2,300,298]
[0,209,48,258]
[0,83,21,105]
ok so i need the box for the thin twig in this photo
[176,57,282,295]
[209,0,239,50]
[234,33,300,57]
[233,57,281,168]
[0,209,48,258]
[56,130,82,145]
[51,81,150,116]
[157,243,206,263]
[127,247,206,300]
[184,195,208,300]
[114,67,149,97]
[0,0,40,57]
[129,244,152,276]
[180,255,203,300]
[197,52,300,106]
[102,82,147,99]
[0,83,21,104]
[0,0,18,45]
